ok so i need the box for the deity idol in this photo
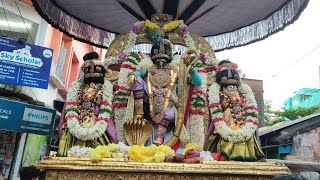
[58,52,118,156]
[127,37,203,145]
[204,60,265,161]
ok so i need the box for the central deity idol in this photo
[128,37,202,145]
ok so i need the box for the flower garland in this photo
[106,20,217,144]
[89,142,130,162]
[67,142,130,163]
[104,21,144,68]
[103,21,144,142]
[128,144,175,162]
[67,143,216,163]
[178,21,196,50]
[65,79,113,141]
[200,151,215,161]
[68,145,92,158]
[178,21,219,66]
[208,82,259,143]
[113,52,141,142]
[187,61,207,150]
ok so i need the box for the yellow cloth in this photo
[204,134,265,161]
[58,128,110,157]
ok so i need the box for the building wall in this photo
[292,127,320,180]
[284,88,320,109]
[292,127,320,163]
[242,78,265,127]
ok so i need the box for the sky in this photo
[215,0,320,110]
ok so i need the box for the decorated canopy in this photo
[32,0,309,51]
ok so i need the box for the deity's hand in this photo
[189,66,202,86]
[127,74,136,88]
[170,93,178,107]
[205,121,215,143]
[135,114,144,121]
[189,65,195,74]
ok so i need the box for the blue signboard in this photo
[0,98,56,136]
[0,37,53,89]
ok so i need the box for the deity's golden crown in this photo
[151,14,173,26]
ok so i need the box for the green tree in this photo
[264,105,320,126]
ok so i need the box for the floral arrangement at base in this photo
[67,143,215,164]
[67,142,130,163]
[68,145,92,158]
[128,144,175,163]
[182,143,201,155]
[200,151,215,161]
[89,142,130,162]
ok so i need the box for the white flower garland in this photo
[68,145,91,158]
[178,21,219,66]
[104,21,144,68]
[67,142,129,158]
[109,20,216,145]
[200,151,215,161]
[208,82,259,143]
[65,80,113,141]
[114,54,140,142]
[187,69,207,150]
[137,55,153,70]
[104,56,118,69]
[170,55,181,67]
[179,20,196,50]
[205,56,219,66]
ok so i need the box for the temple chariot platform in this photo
[39,158,290,180]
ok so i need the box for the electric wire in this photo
[270,43,320,78]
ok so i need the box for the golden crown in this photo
[151,14,173,26]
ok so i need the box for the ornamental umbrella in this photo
[32,0,309,52]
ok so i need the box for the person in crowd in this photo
[20,166,40,180]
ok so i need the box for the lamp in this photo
[0,20,32,28]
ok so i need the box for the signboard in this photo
[22,133,49,167]
[0,37,53,89]
[0,98,56,136]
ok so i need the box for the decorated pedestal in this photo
[39,158,290,180]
